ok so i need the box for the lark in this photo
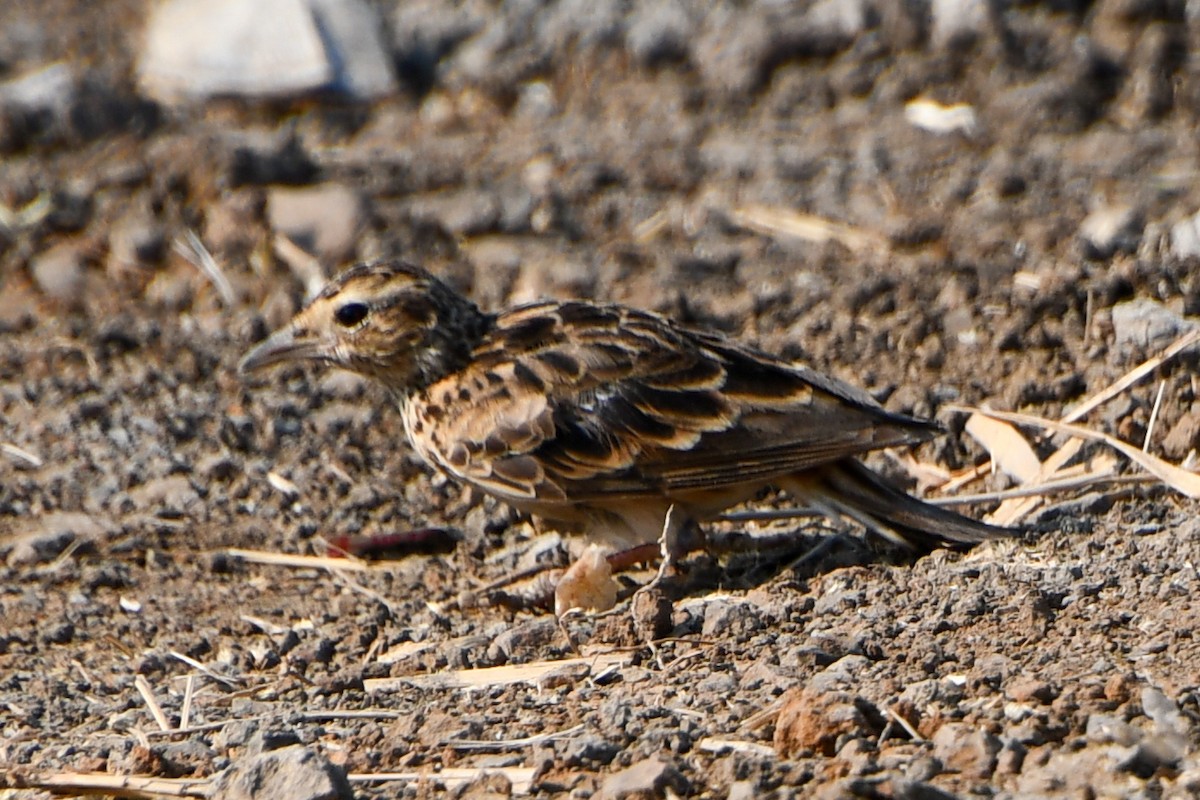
[240,260,1011,592]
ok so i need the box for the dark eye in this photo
[334,302,368,327]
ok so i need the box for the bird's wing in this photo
[412,301,940,506]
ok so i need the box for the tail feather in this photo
[780,459,1015,550]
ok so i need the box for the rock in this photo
[108,208,166,272]
[700,599,764,638]
[408,190,500,237]
[1079,204,1142,259]
[1119,732,1188,777]
[1007,677,1058,705]
[267,184,366,263]
[6,512,108,567]
[1161,411,1200,460]
[625,1,694,66]
[774,665,884,758]
[245,726,302,756]
[0,62,76,151]
[391,0,485,89]
[485,618,558,663]
[930,0,991,50]
[930,723,1002,779]
[30,243,86,306]
[558,735,622,768]
[1142,687,1185,734]
[0,281,38,332]
[1085,713,1141,747]
[1111,298,1196,353]
[694,8,774,97]
[631,584,674,642]
[306,0,398,99]
[128,476,201,518]
[211,745,353,800]
[1170,209,1200,258]
[226,131,317,187]
[597,757,689,800]
[139,0,395,104]
[888,778,960,800]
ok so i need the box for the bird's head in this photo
[239,261,491,392]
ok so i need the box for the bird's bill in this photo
[238,327,331,374]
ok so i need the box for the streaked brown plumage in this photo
[240,260,1012,554]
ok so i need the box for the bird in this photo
[239,259,1012,576]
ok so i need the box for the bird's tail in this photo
[779,459,1016,550]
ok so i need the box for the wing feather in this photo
[409,302,940,508]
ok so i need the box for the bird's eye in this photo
[334,302,369,327]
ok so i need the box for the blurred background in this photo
[1,0,1196,369]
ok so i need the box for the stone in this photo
[0,62,76,151]
[1111,298,1196,353]
[625,1,694,66]
[128,476,201,518]
[597,757,689,800]
[6,512,108,567]
[30,243,86,306]
[930,724,1002,780]
[700,599,764,638]
[931,0,991,50]
[1170,210,1200,258]
[139,0,395,104]
[1079,204,1142,259]
[267,184,366,263]
[211,745,353,800]
[774,671,883,758]
[1162,412,1200,460]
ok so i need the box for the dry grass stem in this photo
[958,407,1200,499]
[179,675,195,731]
[364,652,626,692]
[17,771,213,798]
[1,441,43,466]
[1061,327,1200,424]
[1143,379,1167,451]
[173,230,235,306]
[443,722,586,751]
[696,737,777,758]
[728,204,886,253]
[133,675,172,732]
[167,650,241,690]
[222,547,370,572]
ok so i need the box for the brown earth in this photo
[3,2,1200,798]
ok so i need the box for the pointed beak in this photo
[238,326,331,375]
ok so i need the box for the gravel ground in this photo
[4,2,1200,798]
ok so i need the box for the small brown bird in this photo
[240,260,1010,563]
